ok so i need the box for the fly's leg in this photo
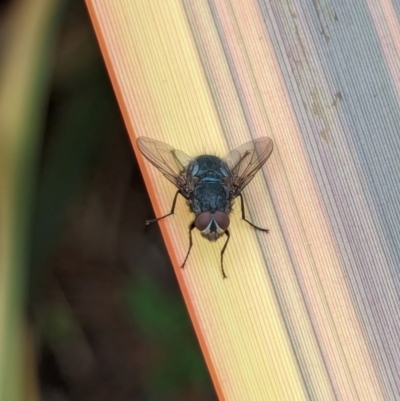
[181,221,196,269]
[220,230,230,279]
[239,194,269,233]
[146,190,180,225]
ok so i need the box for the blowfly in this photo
[137,136,273,278]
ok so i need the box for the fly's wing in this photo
[136,137,192,193]
[223,137,273,197]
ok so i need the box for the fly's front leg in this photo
[220,230,230,279]
[239,193,269,233]
[181,221,196,269]
[146,190,180,225]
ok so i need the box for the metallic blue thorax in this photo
[187,155,231,215]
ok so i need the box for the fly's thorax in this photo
[194,210,230,242]
[186,155,231,208]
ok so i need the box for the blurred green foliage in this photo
[30,3,120,291]
[125,275,213,400]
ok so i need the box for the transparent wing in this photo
[223,137,273,197]
[136,137,192,190]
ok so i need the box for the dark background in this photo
[2,1,217,400]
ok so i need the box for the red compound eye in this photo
[195,212,212,231]
[214,211,230,230]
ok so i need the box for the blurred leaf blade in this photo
[0,0,66,399]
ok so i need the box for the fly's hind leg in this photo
[239,193,269,233]
[146,190,180,225]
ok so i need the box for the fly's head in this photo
[194,210,230,241]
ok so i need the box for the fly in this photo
[136,136,273,278]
